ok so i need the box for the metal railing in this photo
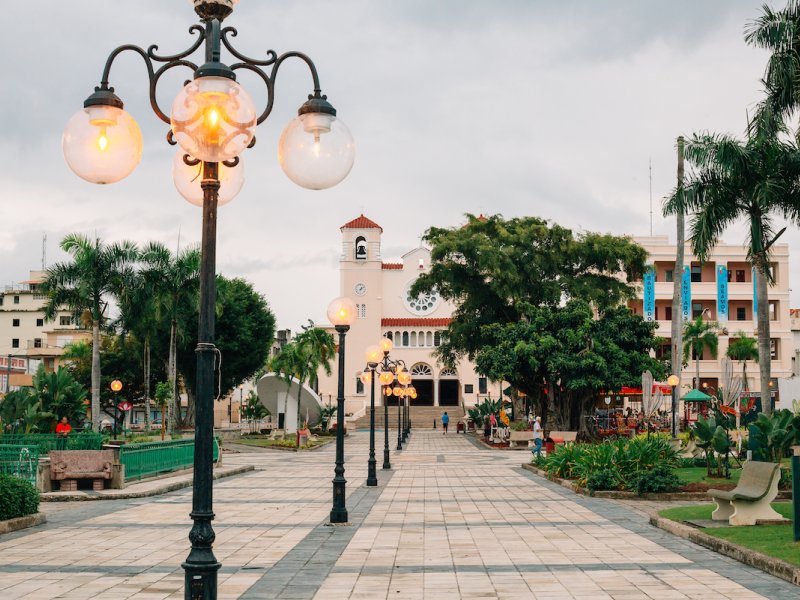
[0,432,102,453]
[0,444,40,485]
[120,438,220,481]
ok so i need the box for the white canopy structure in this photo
[256,373,324,433]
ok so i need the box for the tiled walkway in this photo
[0,432,797,599]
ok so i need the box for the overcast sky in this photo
[1,0,794,332]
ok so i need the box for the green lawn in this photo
[675,467,741,485]
[659,503,800,566]
[236,437,328,450]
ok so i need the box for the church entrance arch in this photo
[438,368,460,406]
[407,363,434,406]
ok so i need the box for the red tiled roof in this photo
[791,308,800,317]
[382,263,403,270]
[341,214,383,232]
[381,318,451,327]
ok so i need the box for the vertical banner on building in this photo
[681,265,691,321]
[717,265,728,323]
[752,266,758,321]
[643,266,655,321]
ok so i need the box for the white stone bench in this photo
[708,461,783,526]
[509,431,534,448]
[548,431,578,444]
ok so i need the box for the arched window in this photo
[402,331,409,346]
[434,331,441,346]
[440,368,457,378]
[386,332,393,341]
[395,331,401,344]
[410,331,417,347]
[355,236,367,260]
[426,331,433,346]
[410,363,433,377]
[356,377,364,394]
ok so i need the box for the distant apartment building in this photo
[629,236,791,405]
[0,270,90,389]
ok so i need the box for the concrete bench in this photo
[549,431,578,444]
[50,450,114,491]
[708,461,783,525]
[509,431,534,448]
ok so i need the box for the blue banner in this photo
[717,265,728,323]
[643,267,655,321]
[681,265,691,321]
[752,267,758,321]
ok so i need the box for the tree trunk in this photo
[143,338,151,431]
[742,361,748,391]
[91,320,101,431]
[670,136,685,436]
[296,379,303,446]
[755,265,772,415]
[168,318,178,431]
[695,350,700,391]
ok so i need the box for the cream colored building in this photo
[629,236,791,406]
[0,270,86,390]
[316,215,502,416]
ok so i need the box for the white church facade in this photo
[316,215,503,414]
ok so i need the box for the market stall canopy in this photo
[682,389,712,402]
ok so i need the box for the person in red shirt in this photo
[55,417,71,437]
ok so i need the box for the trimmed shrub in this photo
[586,469,619,492]
[0,475,39,521]
[631,465,681,495]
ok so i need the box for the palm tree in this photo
[140,242,200,430]
[293,325,335,444]
[270,342,301,432]
[41,234,138,430]
[682,317,719,390]
[727,333,759,392]
[664,131,800,415]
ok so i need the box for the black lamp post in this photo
[359,365,378,487]
[383,386,392,470]
[328,297,356,523]
[110,379,122,438]
[364,339,409,469]
[62,2,354,596]
[668,374,680,438]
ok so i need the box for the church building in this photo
[316,215,502,415]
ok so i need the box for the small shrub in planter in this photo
[631,465,681,495]
[0,475,39,521]
[586,469,619,492]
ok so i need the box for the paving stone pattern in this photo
[0,431,797,599]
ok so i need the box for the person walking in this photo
[532,416,543,458]
[441,411,449,434]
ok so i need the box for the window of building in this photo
[736,307,746,321]
[34,338,42,348]
[12,319,19,327]
[736,270,745,283]
[464,384,474,394]
[434,331,441,346]
[356,304,366,319]
[664,306,672,321]
[356,378,364,394]
[36,318,43,327]
[769,300,778,321]
[664,269,673,283]
[355,236,367,260]
[11,339,19,348]
[59,316,72,326]
[386,331,393,341]
[692,303,704,319]
[402,332,409,346]
[478,377,488,394]
[13,296,19,304]
[771,338,779,360]
[426,331,433,346]
[770,262,778,282]
[0,296,3,306]
[691,265,702,283]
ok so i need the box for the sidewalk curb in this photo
[650,514,800,587]
[0,512,46,535]
[40,465,254,502]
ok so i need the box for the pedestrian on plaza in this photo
[441,411,449,434]
[483,419,491,441]
[531,416,543,458]
[55,416,71,437]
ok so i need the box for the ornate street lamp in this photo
[110,379,123,439]
[362,343,382,486]
[62,1,354,596]
[327,296,356,523]
[667,374,680,437]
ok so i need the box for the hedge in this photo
[0,474,40,521]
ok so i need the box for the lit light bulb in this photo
[97,129,108,151]
[172,150,244,207]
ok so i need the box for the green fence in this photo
[0,433,102,453]
[119,438,220,481]
[0,444,40,485]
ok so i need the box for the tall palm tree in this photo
[664,131,800,415]
[293,325,335,443]
[42,234,138,430]
[682,317,719,390]
[727,333,759,392]
[270,342,301,432]
[140,242,200,430]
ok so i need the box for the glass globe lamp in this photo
[392,386,403,397]
[359,370,372,385]
[172,151,244,207]
[378,337,393,354]
[398,371,411,386]
[379,371,394,386]
[327,296,356,327]
[170,76,257,163]
[63,105,142,184]
[365,345,381,365]
[278,111,355,190]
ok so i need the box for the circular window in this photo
[403,280,441,316]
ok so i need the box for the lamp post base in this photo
[366,457,377,486]
[183,560,220,600]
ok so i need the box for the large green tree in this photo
[682,317,719,390]
[41,234,138,430]
[177,276,275,425]
[727,333,759,391]
[412,214,661,431]
[663,131,800,415]
[292,324,335,440]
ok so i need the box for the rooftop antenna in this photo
[649,158,653,236]
[41,233,47,270]
[176,225,182,254]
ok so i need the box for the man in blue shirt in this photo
[441,411,449,434]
